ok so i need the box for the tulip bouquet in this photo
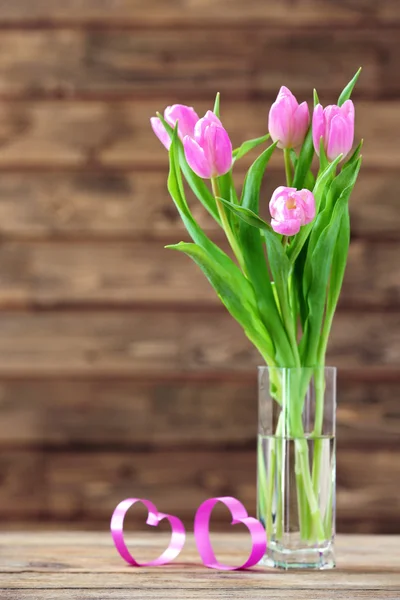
[151,70,362,557]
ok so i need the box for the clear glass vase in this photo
[257,366,336,570]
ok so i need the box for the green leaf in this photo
[218,196,272,231]
[300,193,348,365]
[287,155,342,265]
[166,128,231,269]
[301,158,362,365]
[167,127,280,366]
[324,155,361,215]
[292,126,314,190]
[313,88,320,107]
[292,240,310,331]
[241,142,278,211]
[156,112,221,225]
[237,140,294,365]
[233,134,270,162]
[302,157,360,293]
[264,229,290,294]
[291,149,315,190]
[166,242,275,364]
[338,67,362,106]
[213,92,221,118]
[328,209,350,311]
[343,139,363,170]
[264,228,299,367]
[319,137,329,173]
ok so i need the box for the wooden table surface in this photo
[0,533,399,599]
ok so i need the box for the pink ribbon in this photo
[110,498,186,566]
[194,496,267,570]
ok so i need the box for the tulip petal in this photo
[150,116,171,150]
[292,101,310,148]
[341,99,355,121]
[297,189,316,224]
[269,186,294,219]
[211,124,233,177]
[194,111,222,144]
[183,135,212,178]
[326,114,353,161]
[269,88,309,149]
[165,104,199,139]
[268,100,291,148]
[271,217,301,236]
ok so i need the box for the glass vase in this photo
[257,366,336,570]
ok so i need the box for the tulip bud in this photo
[268,87,310,149]
[312,100,354,162]
[150,104,199,150]
[269,186,316,236]
[183,111,232,179]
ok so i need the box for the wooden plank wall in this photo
[0,0,398,533]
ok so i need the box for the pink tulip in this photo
[268,86,310,149]
[312,100,354,162]
[269,186,316,236]
[183,111,232,178]
[150,104,199,150]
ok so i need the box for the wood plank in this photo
[0,448,396,531]
[0,30,384,99]
[0,170,398,240]
[1,593,399,600]
[0,0,396,26]
[0,379,397,448]
[0,240,397,309]
[1,592,398,600]
[0,101,395,168]
[0,533,399,594]
[0,311,397,375]
[0,451,45,516]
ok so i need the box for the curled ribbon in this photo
[194,496,267,570]
[110,498,186,566]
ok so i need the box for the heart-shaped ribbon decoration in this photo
[194,496,266,570]
[110,498,186,566]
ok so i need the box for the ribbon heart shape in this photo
[110,498,186,566]
[194,496,267,570]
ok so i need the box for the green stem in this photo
[211,178,246,272]
[279,291,301,371]
[275,433,284,539]
[324,445,335,538]
[295,468,310,540]
[295,439,326,542]
[312,368,326,498]
[257,438,269,530]
[265,437,276,538]
[284,148,293,187]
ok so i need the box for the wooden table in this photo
[0,533,399,598]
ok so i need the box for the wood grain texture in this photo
[0,101,396,167]
[0,311,397,375]
[0,533,399,598]
[0,448,398,530]
[0,240,397,309]
[0,30,384,99]
[0,170,398,240]
[2,593,399,600]
[1,0,398,26]
[1,592,398,600]
[0,0,397,539]
[0,379,397,448]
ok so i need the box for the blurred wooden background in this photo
[0,0,398,534]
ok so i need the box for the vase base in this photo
[259,542,335,570]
